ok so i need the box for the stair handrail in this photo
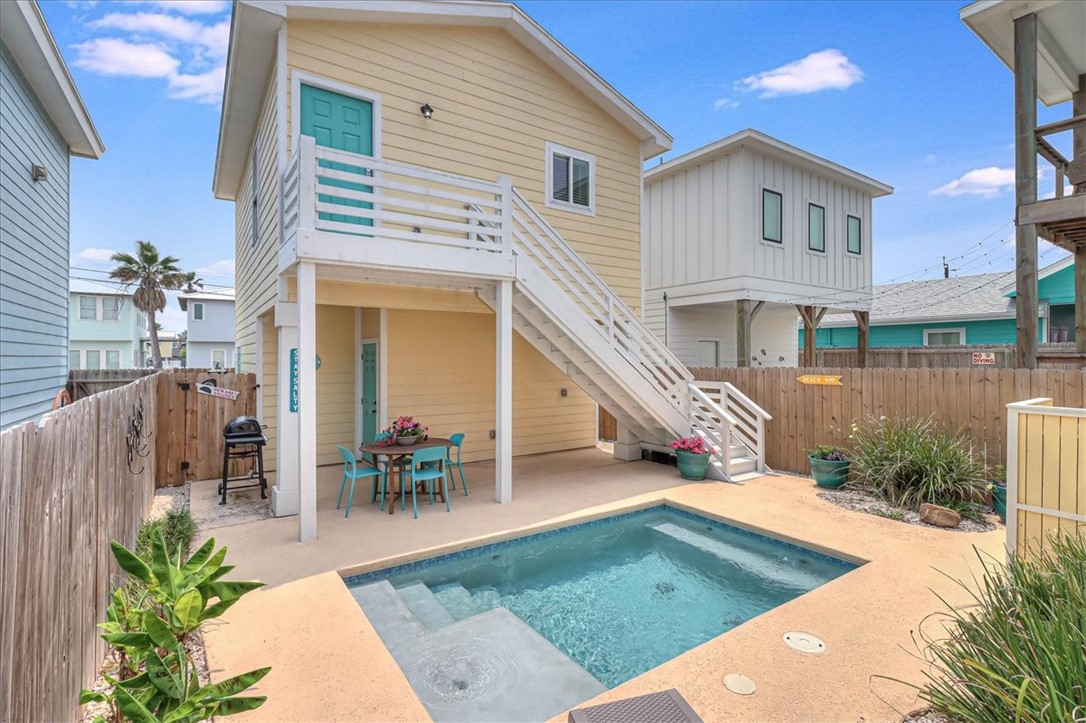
[694,380,771,473]
[509,190,691,406]
[688,382,738,473]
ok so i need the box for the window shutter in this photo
[552,153,570,202]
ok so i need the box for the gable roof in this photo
[961,0,1086,107]
[1001,253,1073,295]
[0,0,104,158]
[644,129,893,197]
[212,0,672,199]
[178,288,236,310]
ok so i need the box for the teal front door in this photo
[299,84,374,227]
[361,342,378,445]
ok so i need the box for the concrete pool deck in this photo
[197,447,1004,722]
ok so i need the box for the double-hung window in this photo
[808,203,825,252]
[79,296,97,320]
[762,189,782,243]
[924,329,964,346]
[101,296,120,321]
[847,215,862,255]
[545,142,595,215]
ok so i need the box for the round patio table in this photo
[359,437,453,515]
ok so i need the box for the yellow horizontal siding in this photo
[260,312,279,471]
[285,21,644,308]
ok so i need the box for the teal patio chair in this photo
[447,433,468,495]
[402,446,451,519]
[336,444,386,518]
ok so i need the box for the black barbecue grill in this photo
[220,415,268,505]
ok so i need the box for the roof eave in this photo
[0,0,104,159]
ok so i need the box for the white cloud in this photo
[168,65,225,103]
[196,258,235,278]
[72,38,179,77]
[91,13,229,58]
[72,247,120,268]
[712,97,740,111]
[930,167,1015,198]
[923,153,937,163]
[738,49,863,98]
[145,1,229,15]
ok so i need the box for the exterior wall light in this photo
[420,103,434,120]
[31,164,48,181]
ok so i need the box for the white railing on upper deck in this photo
[283,135,510,254]
[509,190,691,413]
[693,380,773,473]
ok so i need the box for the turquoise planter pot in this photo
[676,450,711,480]
[809,456,850,488]
[991,483,1007,523]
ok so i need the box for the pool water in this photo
[346,506,856,689]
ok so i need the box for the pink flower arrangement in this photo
[670,436,708,455]
[380,415,428,445]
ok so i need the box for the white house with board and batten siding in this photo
[642,129,893,369]
[179,289,236,369]
[0,0,104,429]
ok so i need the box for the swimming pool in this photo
[345,505,856,721]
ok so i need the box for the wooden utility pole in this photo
[736,299,764,367]
[1073,73,1086,353]
[796,305,826,368]
[1014,13,1039,369]
[853,310,870,368]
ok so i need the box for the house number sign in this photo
[288,349,321,412]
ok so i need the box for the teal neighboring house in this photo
[806,256,1074,348]
[0,0,104,429]
[69,280,148,370]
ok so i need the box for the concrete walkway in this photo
[198,447,1004,722]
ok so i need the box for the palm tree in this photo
[109,241,186,369]
[182,271,205,293]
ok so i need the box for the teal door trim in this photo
[361,341,378,447]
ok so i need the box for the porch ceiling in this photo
[313,263,494,293]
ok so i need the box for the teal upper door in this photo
[299,84,374,227]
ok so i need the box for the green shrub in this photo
[136,508,196,561]
[920,534,1086,722]
[82,532,268,722]
[847,416,986,512]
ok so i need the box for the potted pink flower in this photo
[670,436,711,480]
[386,415,428,446]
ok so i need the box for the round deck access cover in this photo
[783,631,827,654]
[723,673,757,695]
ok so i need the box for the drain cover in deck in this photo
[783,631,826,654]
[723,673,757,695]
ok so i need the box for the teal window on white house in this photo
[924,328,964,346]
[847,215,862,255]
[546,142,595,215]
[808,203,825,252]
[762,189,782,243]
[79,296,96,320]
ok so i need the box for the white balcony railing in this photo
[283,135,510,255]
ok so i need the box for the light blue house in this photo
[0,0,104,428]
[806,256,1073,348]
[69,280,148,370]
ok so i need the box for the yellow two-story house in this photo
[213,0,767,540]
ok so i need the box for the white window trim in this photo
[79,295,121,322]
[923,328,966,346]
[545,141,596,217]
[78,295,97,320]
[193,302,204,321]
[211,348,227,369]
[290,70,383,162]
[695,337,722,367]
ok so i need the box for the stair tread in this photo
[396,582,456,630]
[432,582,483,621]
[350,581,426,654]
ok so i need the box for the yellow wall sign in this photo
[797,375,843,386]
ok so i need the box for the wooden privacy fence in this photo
[68,368,158,401]
[813,343,1085,369]
[0,374,158,722]
[1006,398,1086,557]
[155,369,258,487]
[690,367,1086,475]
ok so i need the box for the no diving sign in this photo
[972,352,996,365]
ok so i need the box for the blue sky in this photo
[42,0,1072,331]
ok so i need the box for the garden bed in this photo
[817,488,995,533]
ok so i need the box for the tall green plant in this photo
[919,535,1086,722]
[82,532,269,722]
[847,416,986,512]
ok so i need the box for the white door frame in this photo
[353,307,386,453]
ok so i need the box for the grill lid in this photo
[224,415,262,437]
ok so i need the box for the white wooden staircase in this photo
[282,138,771,481]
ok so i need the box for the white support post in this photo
[1005,402,1019,557]
[613,425,641,462]
[495,279,513,503]
[297,262,318,541]
[498,175,513,255]
[273,303,299,517]
[298,135,317,231]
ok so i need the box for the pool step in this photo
[432,583,483,620]
[647,522,826,589]
[396,582,456,630]
[472,587,502,612]
[349,581,427,654]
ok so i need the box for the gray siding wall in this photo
[0,43,71,429]
[188,299,235,343]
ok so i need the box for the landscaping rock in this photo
[919,503,961,528]
[816,489,995,533]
